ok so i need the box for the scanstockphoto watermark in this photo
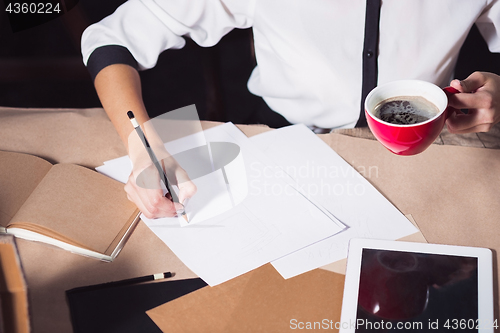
[290,318,425,330]
[3,0,79,33]
[290,318,497,330]
[249,161,379,197]
[250,161,379,180]
[250,177,368,197]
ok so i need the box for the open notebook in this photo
[0,150,140,261]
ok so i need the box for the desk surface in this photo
[1,106,499,333]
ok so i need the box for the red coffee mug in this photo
[365,80,459,155]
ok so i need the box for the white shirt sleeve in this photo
[476,0,500,52]
[81,0,255,70]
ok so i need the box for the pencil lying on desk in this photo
[127,111,189,222]
[69,272,175,292]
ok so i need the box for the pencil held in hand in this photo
[127,111,189,222]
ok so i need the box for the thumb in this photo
[456,72,488,93]
[173,202,185,214]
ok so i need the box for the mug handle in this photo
[443,86,460,119]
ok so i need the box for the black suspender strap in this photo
[356,0,382,127]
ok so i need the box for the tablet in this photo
[340,239,495,333]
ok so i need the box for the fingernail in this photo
[174,203,185,215]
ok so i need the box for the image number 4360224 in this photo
[3,0,79,32]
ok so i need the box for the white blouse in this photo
[82,0,500,128]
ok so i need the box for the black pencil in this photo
[127,111,188,222]
[68,272,175,293]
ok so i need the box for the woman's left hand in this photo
[446,71,500,133]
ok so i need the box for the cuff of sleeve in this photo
[86,45,139,81]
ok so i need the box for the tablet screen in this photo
[340,239,494,333]
[356,249,478,332]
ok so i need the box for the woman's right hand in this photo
[124,165,197,219]
[125,124,197,219]
[94,64,197,219]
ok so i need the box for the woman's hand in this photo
[124,163,197,219]
[125,124,197,219]
[94,64,196,219]
[446,71,500,133]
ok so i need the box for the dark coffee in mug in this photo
[374,95,440,125]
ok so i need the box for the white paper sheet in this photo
[96,156,131,183]
[97,123,345,285]
[249,124,418,278]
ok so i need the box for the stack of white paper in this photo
[250,125,418,278]
[97,123,346,286]
[98,122,417,284]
